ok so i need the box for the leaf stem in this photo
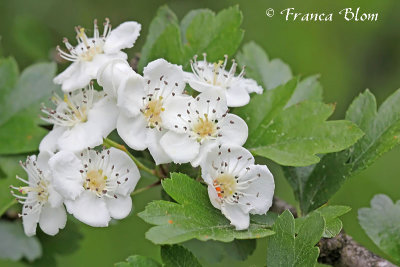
[131,181,161,196]
[103,138,156,176]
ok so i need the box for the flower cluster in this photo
[11,18,274,235]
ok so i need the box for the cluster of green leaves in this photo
[235,42,364,167]
[358,194,400,265]
[284,88,400,213]
[138,5,244,71]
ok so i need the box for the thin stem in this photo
[131,180,161,196]
[103,138,156,176]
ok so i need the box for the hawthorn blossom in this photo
[10,152,66,236]
[49,147,140,227]
[185,54,263,107]
[39,84,118,153]
[200,145,275,230]
[116,59,186,165]
[160,90,248,167]
[54,18,141,92]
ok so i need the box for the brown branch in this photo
[271,197,396,267]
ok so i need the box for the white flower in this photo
[116,59,187,165]
[200,145,275,230]
[160,90,248,167]
[185,54,263,107]
[10,152,66,236]
[49,147,140,227]
[54,18,141,92]
[39,84,118,153]
[97,59,136,99]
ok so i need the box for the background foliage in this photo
[0,0,399,266]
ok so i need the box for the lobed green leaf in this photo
[266,210,325,267]
[285,89,400,213]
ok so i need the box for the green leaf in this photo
[358,194,400,264]
[267,210,325,267]
[161,245,202,267]
[0,60,58,154]
[286,75,323,107]
[0,220,42,262]
[285,89,400,213]
[139,6,243,71]
[138,173,274,244]
[183,239,256,264]
[295,205,351,238]
[115,255,161,267]
[236,42,292,90]
[236,78,364,166]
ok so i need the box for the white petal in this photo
[207,185,222,210]
[54,53,127,93]
[238,165,275,215]
[144,59,186,93]
[238,77,263,94]
[146,129,172,165]
[104,21,141,54]
[105,195,132,219]
[97,59,135,98]
[22,207,40,237]
[221,203,250,230]
[47,185,64,208]
[185,72,219,93]
[225,84,250,107]
[39,127,65,153]
[53,62,90,93]
[104,147,140,196]
[85,95,119,137]
[117,73,146,117]
[57,96,118,152]
[160,95,193,133]
[57,123,103,152]
[218,114,248,146]
[65,191,110,227]
[194,90,227,119]
[160,131,199,164]
[38,203,67,236]
[36,150,53,173]
[190,140,218,167]
[49,151,84,200]
[117,113,148,151]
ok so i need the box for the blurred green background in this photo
[0,0,399,266]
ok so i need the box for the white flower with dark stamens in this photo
[39,83,118,153]
[49,147,140,227]
[10,152,66,236]
[54,18,141,92]
[160,90,248,167]
[200,145,275,230]
[97,59,135,99]
[185,54,263,107]
[116,59,187,165]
